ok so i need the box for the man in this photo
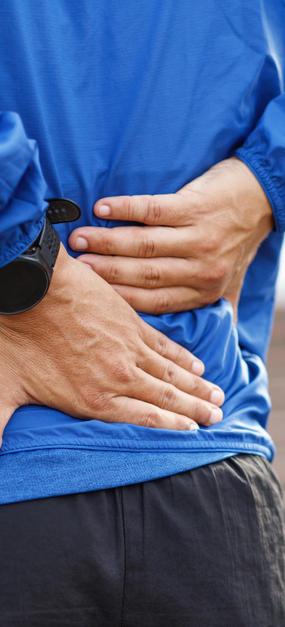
[0,2,284,625]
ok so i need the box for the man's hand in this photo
[0,246,224,443]
[69,158,273,315]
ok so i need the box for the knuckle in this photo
[142,264,161,286]
[144,195,162,224]
[100,234,113,254]
[172,343,184,364]
[190,374,211,399]
[199,258,227,287]
[163,361,177,384]
[153,292,170,314]
[198,278,222,302]
[189,375,200,395]
[193,292,210,308]
[206,288,222,304]
[209,260,228,283]
[196,401,211,423]
[140,410,160,428]
[200,240,213,255]
[138,236,155,258]
[155,335,168,356]
[82,389,108,412]
[189,398,201,420]
[106,263,119,283]
[160,384,176,409]
[176,418,192,431]
[201,235,218,255]
[112,362,135,385]
[199,265,215,284]
[125,196,133,220]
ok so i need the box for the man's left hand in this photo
[69,157,273,315]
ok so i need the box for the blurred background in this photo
[268,244,285,492]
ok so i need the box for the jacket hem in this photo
[0,445,270,505]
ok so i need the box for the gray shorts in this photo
[0,454,284,626]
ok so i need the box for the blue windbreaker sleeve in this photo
[0,111,47,268]
[236,94,285,233]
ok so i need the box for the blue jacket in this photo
[0,1,284,503]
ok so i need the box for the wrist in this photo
[0,218,59,316]
[232,157,274,232]
[50,242,71,286]
[0,199,81,317]
[0,244,72,330]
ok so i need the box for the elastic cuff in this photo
[0,216,45,268]
[235,148,285,232]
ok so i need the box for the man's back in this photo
[0,3,285,625]
[0,0,284,502]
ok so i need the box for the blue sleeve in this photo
[236,94,285,233]
[0,111,47,268]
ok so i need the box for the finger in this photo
[108,396,200,431]
[93,193,193,227]
[130,369,223,426]
[141,348,224,407]
[113,285,203,314]
[140,320,205,376]
[77,254,202,289]
[69,225,200,258]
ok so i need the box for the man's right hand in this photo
[0,245,224,443]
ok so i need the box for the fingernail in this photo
[192,360,204,375]
[210,389,224,406]
[74,237,88,250]
[96,204,111,217]
[209,408,223,424]
[189,423,199,431]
